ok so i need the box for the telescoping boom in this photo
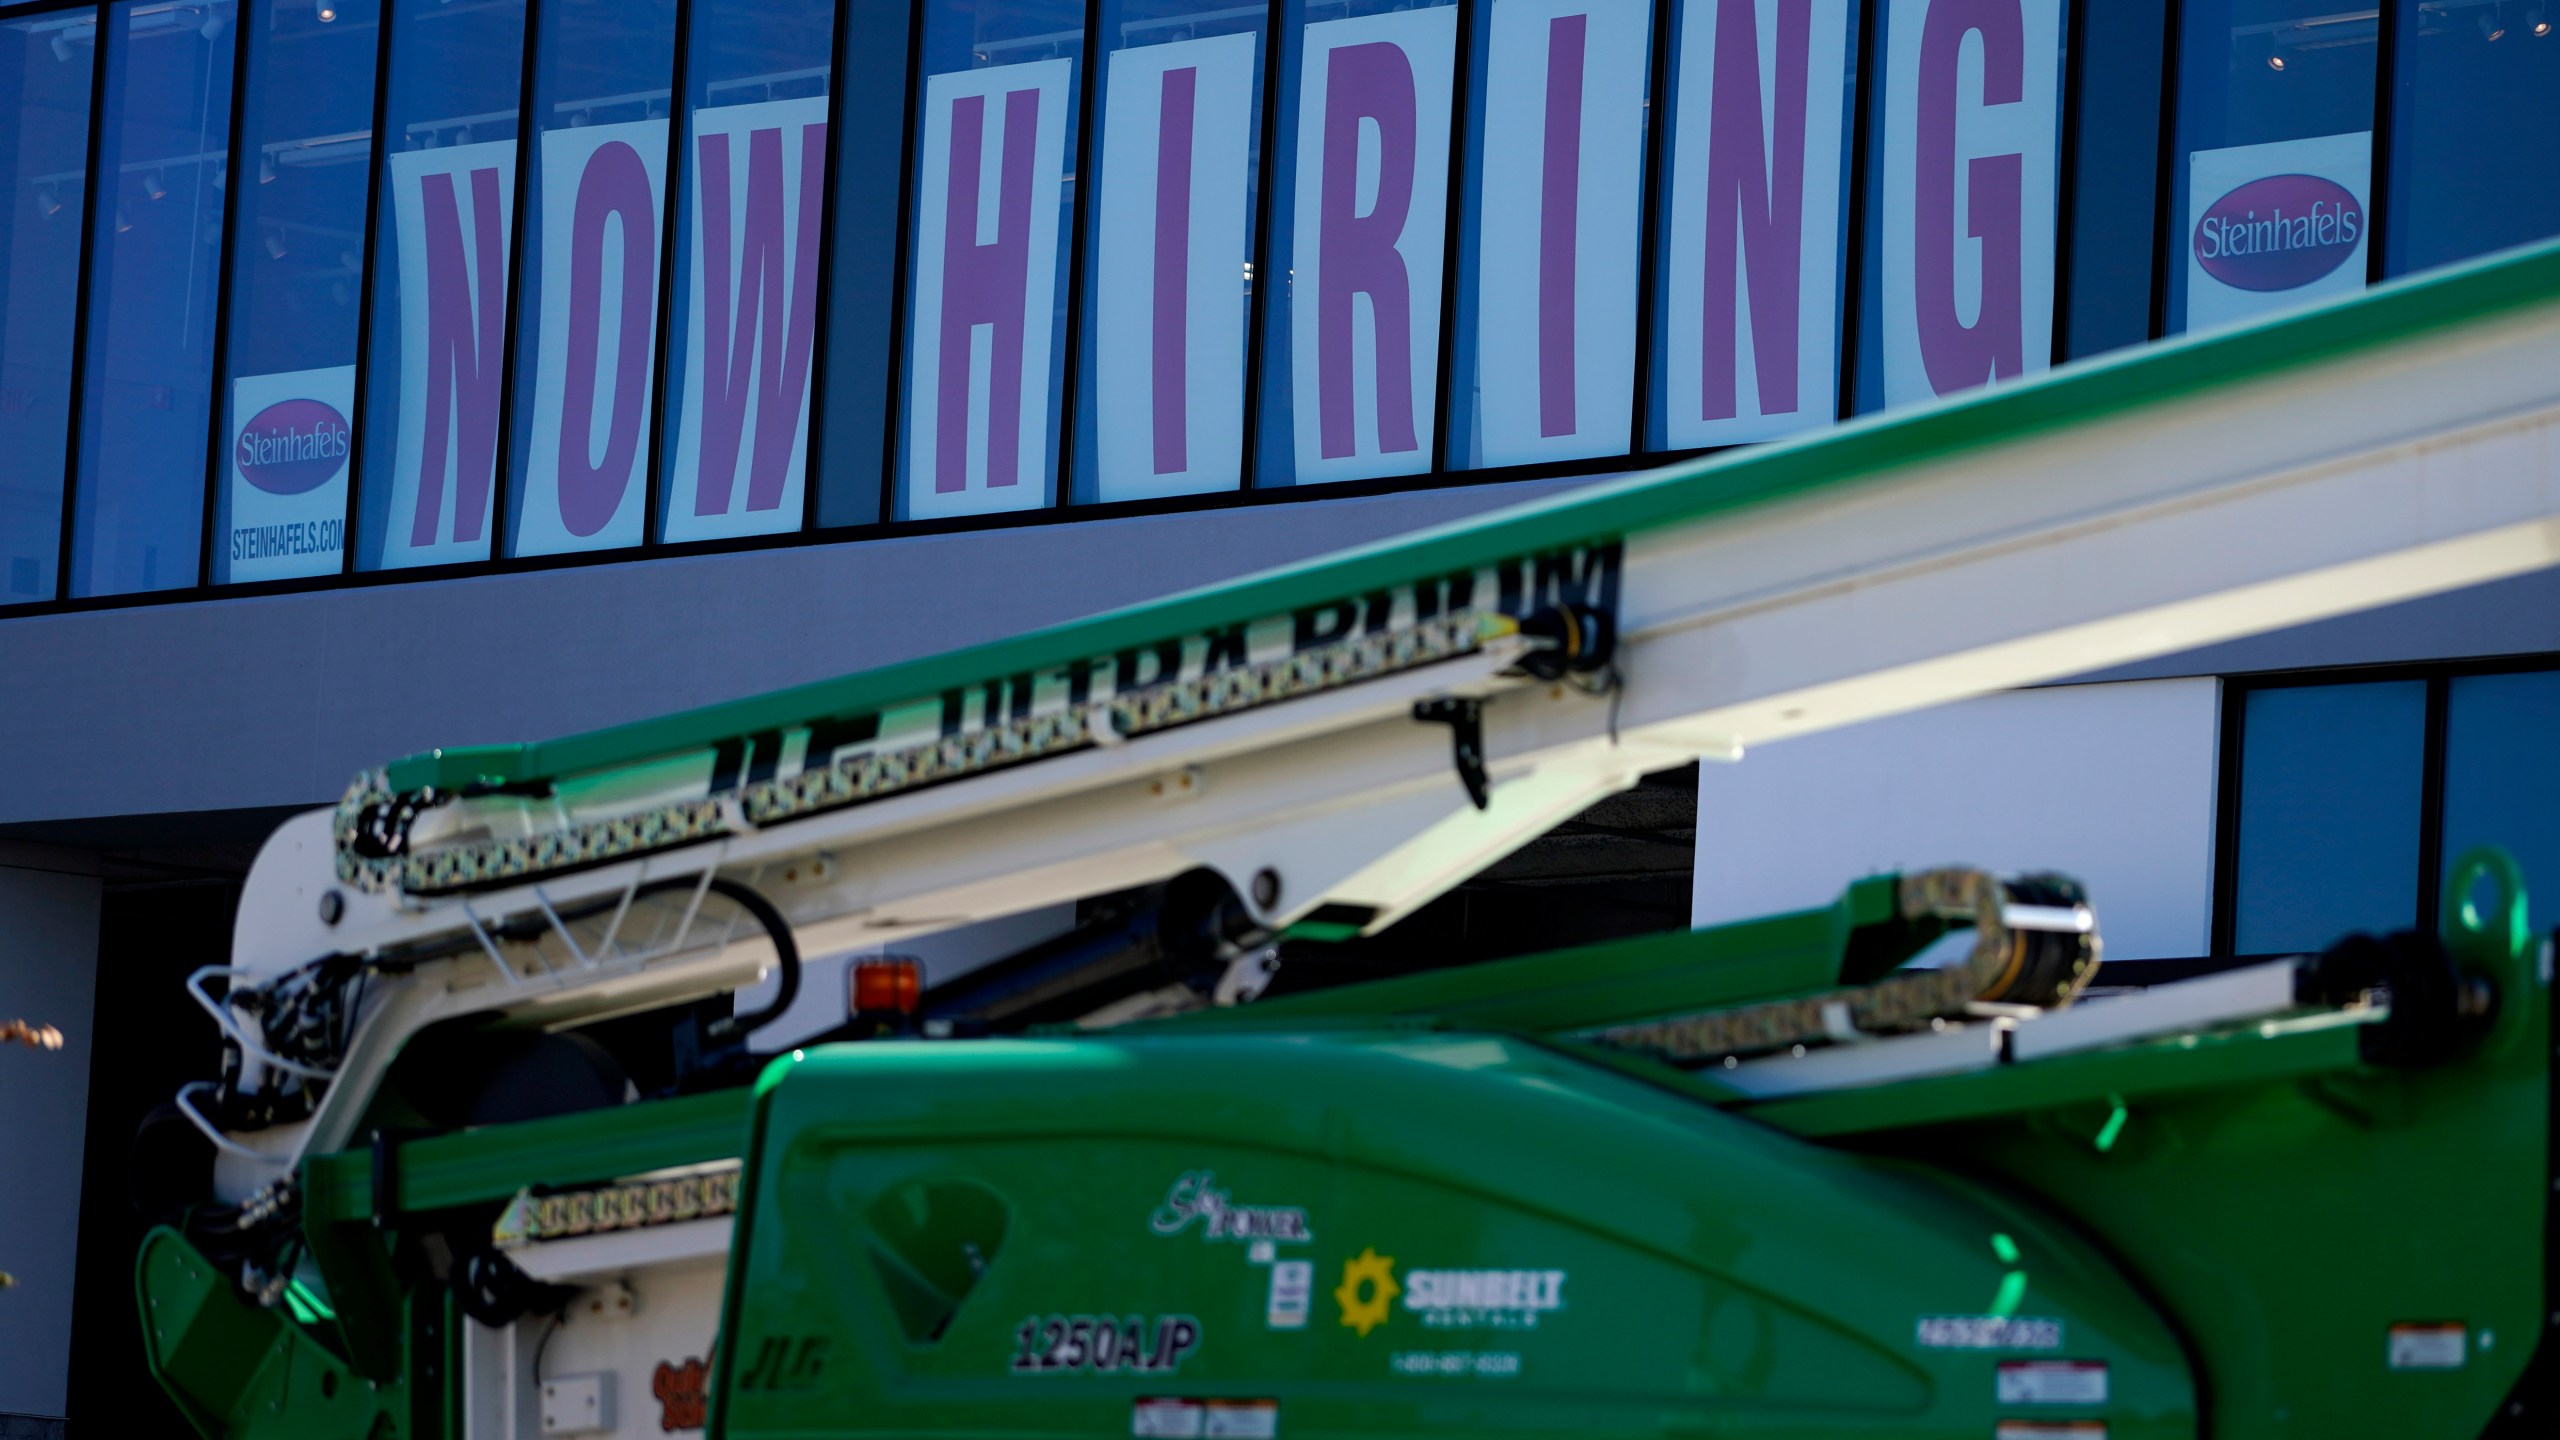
[137,241,2560,1440]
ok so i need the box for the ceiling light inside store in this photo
[316,3,338,21]
[2482,10,2508,40]
[36,185,62,218]
[2532,5,2551,35]
[202,9,227,42]
[258,153,277,185]
[265,230,288,260]
[49,33,72,62]
[113,207,131,235]
[143,170,166,202]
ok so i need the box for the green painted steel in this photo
[384,237,2560,797]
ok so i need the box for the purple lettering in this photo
[694,121,827,516]
[557,141,657,538]
[937,89,1041,493]
[1317,41,1421,460]
[412,167,506,547]
[1700,0,1810,422]
[1153,68,1198,475]
[1538,15,1586,438]
[1914,0,2024,395]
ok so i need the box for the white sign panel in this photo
[905,59,1074,520]
[2182,131,2370,335]
[1473,0,1651,466]
[518,118,670,557]
[1288,8,1457,485]
[1880,0,2060,408]
[226,365,354,583]
[666,96,830,542]
[381,141,515,569]
[1092,34,1259,502]
[1662,0,1851,447]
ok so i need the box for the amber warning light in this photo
[851,957,923,1018]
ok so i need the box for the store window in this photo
[354,0,527,573]
[209,0,381,586]
[2164,0,2375,336]
[1851,0,2068,415]
[1448,0,1654,473]
[1253,0,1461,489]
[1643,0,1858,454]
[68,0,239,598]
[2384,0,2560,277]
[2229,680,2426,956]
[809,0,913,531]
[2440,669,2560,939]
[0,6,97,605]
[896,0,1085,521]
[1071,0,1268,504]
[503,0,680,559]
[656,0,836,544]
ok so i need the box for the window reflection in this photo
[70,0,240,598]
[2385,0,2560,275]
[0,7,98,604]
[355,0,526,573]
[2439,670,2560,939]
[505,0,679,559]
[2232,680,2426,955]
[2165,0,2376,335]
[210,0,381,586]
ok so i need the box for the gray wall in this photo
[0,849,103,1420]
[0,479,1590,832]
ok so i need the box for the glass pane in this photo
[1069,0,1268,505]
[655,0,836,543]
[1641,0,1859,455]
[1446,0,1654,472]
[1851,0,2066,415]
[808,0,916,532]
[2232,680,2426,955]
[355,0,526,572]
[504,0,679,558]
[2163,0,2375,336]
[0,6,97,605]
[69,0,240,597]
[1252,0,1460,490]
[2440,670,2560,939]
[895,0,1084,520]
[2383,1,2560,277]
[210,0,381,586]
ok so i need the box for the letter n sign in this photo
[1879,0,2060,408]
[904,60,1073,520]
[1287,9,1457,486]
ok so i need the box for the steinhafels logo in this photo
[2193,173,2362,293]
[235,398,350,495]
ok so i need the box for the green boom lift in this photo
[133,240,2560,1439]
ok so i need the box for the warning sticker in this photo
[2387,1323,2467,1370]
[1204,1399,1279,1439]
[1916,1315,2066,1351]
[1133,1399,1203,1438]
[1995,1425,2105,1440]
[1997,1361,2109,1406]
[1268,1261,1313,1330]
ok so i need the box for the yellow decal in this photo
[1335,1248,1400,1337]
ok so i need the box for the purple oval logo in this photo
[235,399,351,496]
[2193,174,2364,292]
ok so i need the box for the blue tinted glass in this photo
[1069,0,1268,505]
[894,0,1085,520]
[1850,0,2069,416]
[654,0,836,543]
[2441,670,2560,939]
[1252,0,1460,489]
[809,0,915,531]
[0,7,97,605]
[2233,680,2426,955]
[2163,1,2375,336]
[1446,0,1655,472]
[503,0,678,558]
[2060,0,2168,359]
[69,1,239,597]
[2383,4,2560,276]
[1638,0,1858,456]
[210,0,381,586]
[354,0,526,572]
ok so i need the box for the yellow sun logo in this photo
[1334,1247,1399,1336]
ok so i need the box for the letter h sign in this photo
[906,61,1074,520]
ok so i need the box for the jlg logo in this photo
[735,1334,830,1393]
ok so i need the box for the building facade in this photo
[0,1,2556,1432]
